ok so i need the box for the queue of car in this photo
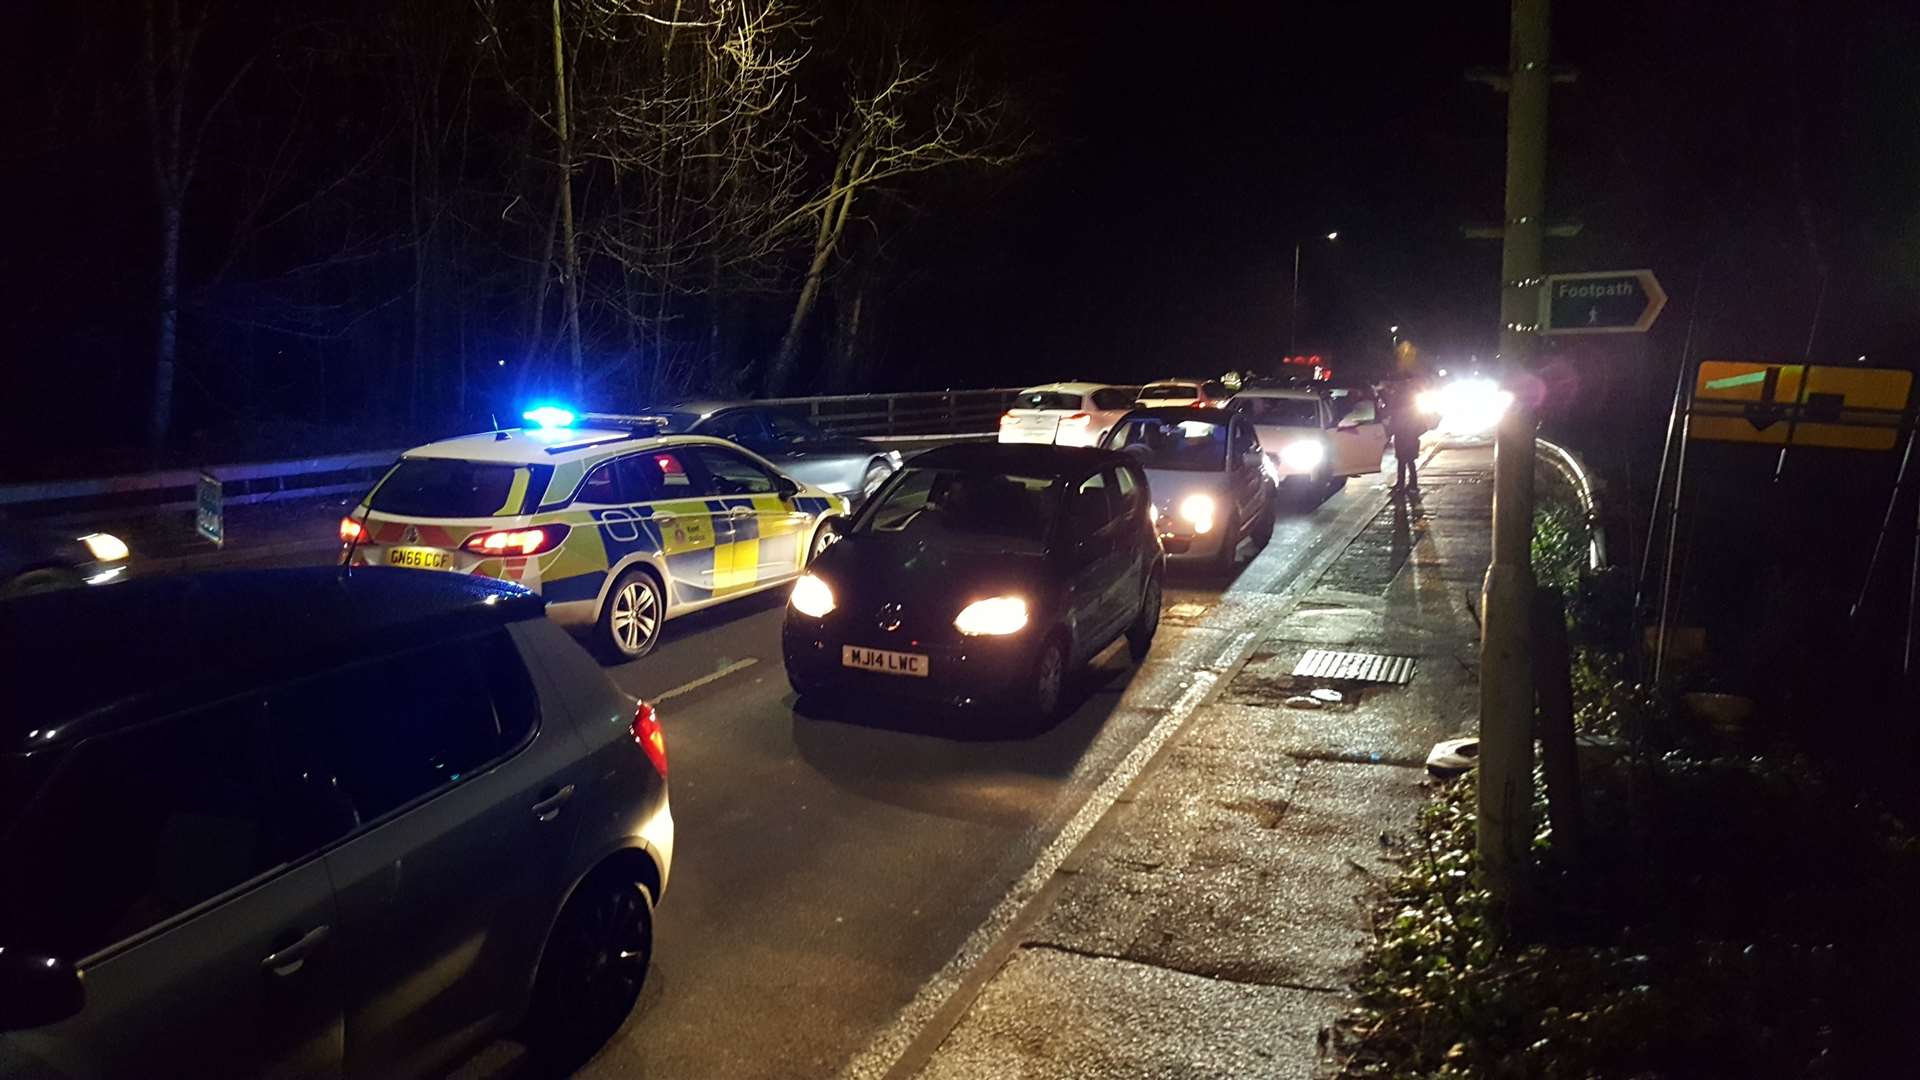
[0,377,1393,1076]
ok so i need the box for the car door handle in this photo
[531,784,576,823]
[652,513,677,527]
[729,507,755,519]
[261,924,331,977]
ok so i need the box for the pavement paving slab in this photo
[915,946,1332,1080]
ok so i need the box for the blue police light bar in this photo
[522,405,577,429]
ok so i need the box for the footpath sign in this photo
[1540,270,1666,334]
[196,472,224,547]
[1690,360,1913,452]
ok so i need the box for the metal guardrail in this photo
[1537,437,1609,571]
[0,389,1029,520]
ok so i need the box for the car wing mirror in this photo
[0,948,84,1032]
[774,475,801,499]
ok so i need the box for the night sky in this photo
[3,1,1917,465]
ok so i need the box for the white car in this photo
[1136,378,1232,409]
[1228,387,1387,487]
[997,382,1142,447]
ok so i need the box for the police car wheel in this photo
[600,569,664,660]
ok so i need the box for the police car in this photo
[342,408,847,660]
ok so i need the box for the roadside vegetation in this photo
[1335,473,1920,1078]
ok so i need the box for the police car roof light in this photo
[522,405,577,429]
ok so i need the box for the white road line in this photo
[839,668,1225,1080]
[654,657,759,704]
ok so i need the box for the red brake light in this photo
[460,524,571,557]
[632,701,667,777]
[1061,412,1091,426]
[999,412,1014,425]
[339,516,366,544]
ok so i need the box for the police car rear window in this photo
[370,459,529,518]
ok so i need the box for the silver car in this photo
[1101,407,1277,569]
[656,401,902,503]
[0,567,673,1077]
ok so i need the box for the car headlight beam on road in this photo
[1278,440,1325,472]
[79,532,130,562]
[790,573,837,618]
[954,595,1029,636]
[1178,494,1216,534]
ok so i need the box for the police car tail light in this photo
[460,524,571,557]
[631,700,668,778]
[339,517,367,544]
[954,595,1029,636]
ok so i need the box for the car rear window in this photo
[1139,384,1197,400]
[369,459,529,518]
[1106,416,1228,471]
[1016,391,1084,411]
[1234,396,1321,426]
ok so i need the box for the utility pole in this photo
[1478,0,1550,905]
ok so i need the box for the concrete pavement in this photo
[897,445,1492,1080]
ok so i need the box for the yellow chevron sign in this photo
[1690,360,1913,451]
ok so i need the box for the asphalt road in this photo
[454,475,1390,1080]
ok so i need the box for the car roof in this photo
[1232,387,1319,401]
[1141,378,1205,387]
[1,568,545,751]
[1015,382,1126,396]
[402,427,740,466]
[1114,406,1235,425]
[909,441,1134,479]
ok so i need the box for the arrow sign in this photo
[1540,270,1667,335]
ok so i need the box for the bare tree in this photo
[139,0,260,452]
[762,53,1023,394]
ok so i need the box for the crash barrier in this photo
[0,388,1027,520]
[1536,437,1608,571]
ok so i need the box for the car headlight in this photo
[954,595,1029,636]
[1279,440,1325,471]
[1178,494,1216,534]
[790,573,836,618]
[79,532,130,562]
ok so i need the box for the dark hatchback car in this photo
[653,401,901,503]
[782,443,1164,723]
[0,569,672,1078]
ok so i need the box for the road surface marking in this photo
[655,657,759,704]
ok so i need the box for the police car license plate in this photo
[387,547,454,571]
[842,645,928,677]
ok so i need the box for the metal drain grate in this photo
[1292,649,1417,685]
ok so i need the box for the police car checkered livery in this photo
[343,413,847,659]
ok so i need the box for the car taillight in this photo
[1060,412,1091,426]
[998,412,1014,425]
[339,516,367,544]
[460,524,571,556]
[632,701,667,777]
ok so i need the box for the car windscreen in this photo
[1106,417,1228,471]
[1235,396,1321,426]
[1015,391,1084,411]
[368,458,528,518]
[857,467,1058,549]
[1138,384,1198,400]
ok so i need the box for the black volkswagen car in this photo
[781,443,1164,723]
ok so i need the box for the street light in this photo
[1290,230,1338,355]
